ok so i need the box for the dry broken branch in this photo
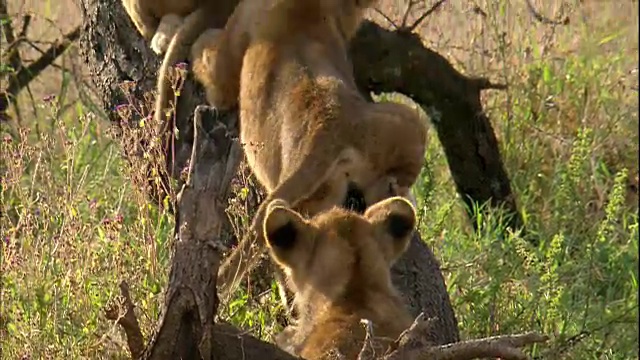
[404,0,448,33]
[399,0,417,29]
[375,0,447,33]
[469,76,508,91]
[350,22,525,234]
[358,319,377,360]
[420,333,548,360]
[141,106,243,359]
[379,313,548,360]
[104,281,145,359]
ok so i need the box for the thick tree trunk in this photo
[76,0,523,356]
[350,23,524,232]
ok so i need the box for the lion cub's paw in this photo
[150,14,184,55]
[191,28,224,59]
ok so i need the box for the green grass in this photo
[1,2,638,359]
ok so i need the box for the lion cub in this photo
[262,196,416,359]
[201,0,428,301]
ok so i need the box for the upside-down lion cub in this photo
[197,0,428,301]
[262,196,416,359]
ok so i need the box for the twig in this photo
[184,105,206,187]
[393,313,436,349]
[0,25,80,122]
[357,319,376,360]
[384,313,548,360]
[426,333,548,360]
[470,76,508,91]
[404,0,448,33]
[400,0,417,29]
[18,13,31,37]
[2,14,32,56]
[23,41,67,72]
[372,8,400,31]
[524,0,570,26]
[541,304,638,358]
[104,281,145,359]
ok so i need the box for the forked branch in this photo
[104,281,145,359]
[374,0,447,33]
[0,21,81,122]
[403,0,448,33]
[357,313,548,360]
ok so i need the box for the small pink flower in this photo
[88,198,98,210]
[114,104,129,112]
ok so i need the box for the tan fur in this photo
[121,0,238,162]
[151,14,185,55]
[199,0,428,303]
[121,0,201,44]
[263,196,416,359]
[152,7,218,155]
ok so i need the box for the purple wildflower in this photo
[89,198,97,210]
[115,214,124,223]
[114,104,129,112]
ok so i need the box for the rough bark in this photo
[391,234,459,344]
[141,106,243,359]
[75,0,525,356]
[350,23,524,232]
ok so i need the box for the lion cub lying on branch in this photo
[262,196,417,358]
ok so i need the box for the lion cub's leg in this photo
[191,28,242,111]
[150,14,185,55]
[122,0,159,41]
[217,148,362,303]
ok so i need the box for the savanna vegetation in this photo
[1,1,638,359]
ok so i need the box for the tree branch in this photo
[380,313,548,360]
[140,105,242,360]
[0,1,23,122]
[104,281,145,359]
[358,319,377,360]
[404,0,448,33]
[0,23,81,122]
[350,22,525,233]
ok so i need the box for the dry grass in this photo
[1,0,638,359]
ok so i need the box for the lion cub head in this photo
[263,196,416,359]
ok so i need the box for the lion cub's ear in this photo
[364,196,416,265]
[263,199,312,269]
